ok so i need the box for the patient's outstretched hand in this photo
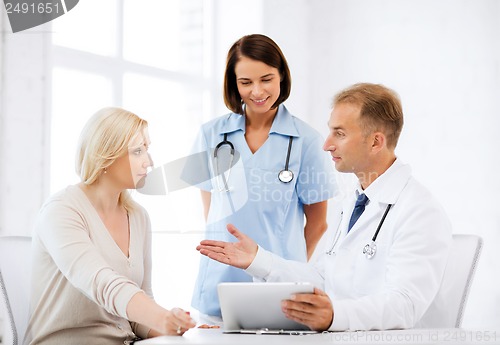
[196,224,258,269]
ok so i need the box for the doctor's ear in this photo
[371,132,386,151]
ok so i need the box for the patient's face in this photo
[128,128,153,189]
[108,128,153,189]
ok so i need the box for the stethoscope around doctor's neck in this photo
[326,203,393,259]
[213,133,295,192]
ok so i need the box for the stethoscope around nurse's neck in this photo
[213,133,235,192]
[213,133,295,192]
[326,203,393,259]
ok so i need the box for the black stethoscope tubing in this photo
[326,203,393,259]
[362,203,393,259]
[213,133,234,192]
[371,204,392,242]
[278,136,294,183]
[214,133,234,157]
[284,136,293,171]
[214,133,294,184]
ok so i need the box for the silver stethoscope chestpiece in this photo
[363,241,377,259]
[278,169,294,183]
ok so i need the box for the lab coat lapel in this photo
[366,161,412,205]
[337,159,412,243]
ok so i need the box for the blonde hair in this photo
[76,107,148,211]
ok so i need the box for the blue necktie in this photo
[348,193,369,232]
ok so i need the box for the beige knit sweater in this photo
[24,185,152,344]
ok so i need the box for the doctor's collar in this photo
[356,158,411,205]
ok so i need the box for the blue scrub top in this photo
[191,105,337,316]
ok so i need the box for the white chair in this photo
[0,236,32,345]
[417,234,483,328]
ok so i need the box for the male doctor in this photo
[196,83,452,331]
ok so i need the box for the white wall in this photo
[0,9,50,341]
[0,17,49,238]
[209,0,264,116]
[1,0,499,333]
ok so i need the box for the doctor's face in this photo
[234,56,281,118]
[323,103,373,175]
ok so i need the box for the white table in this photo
[136,328,500,345]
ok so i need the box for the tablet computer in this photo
[217,282,316,333]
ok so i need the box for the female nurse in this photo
[191,34,337,318]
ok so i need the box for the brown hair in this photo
[223,34,291,114]
[333,83,404,148]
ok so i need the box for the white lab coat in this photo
[246,159,452,331]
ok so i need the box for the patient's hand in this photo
[196,224,258,269]
[198,324,221,329]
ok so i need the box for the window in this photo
[50,0,211,309]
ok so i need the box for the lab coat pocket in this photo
[352,243,389,295]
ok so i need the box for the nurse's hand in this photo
[196,224,258,269]
[281,288,334,331]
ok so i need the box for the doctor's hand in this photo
[196,224,258,269]
[281,288,334,332]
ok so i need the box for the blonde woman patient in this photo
[24,108,195,345]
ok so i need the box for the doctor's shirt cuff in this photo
[244,246,273,280]
[328,299,350,331]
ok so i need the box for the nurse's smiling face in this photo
[234,56,281,118]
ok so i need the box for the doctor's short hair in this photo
[223,34,292,115]
[333,83,404,148]
[75,107,148,210]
